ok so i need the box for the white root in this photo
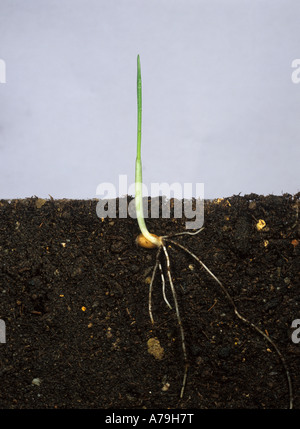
[145,227,293,408]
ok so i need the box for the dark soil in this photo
[0,194,299,409]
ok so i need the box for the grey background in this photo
[0,0,299,200]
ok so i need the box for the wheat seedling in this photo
[134,55,293,408]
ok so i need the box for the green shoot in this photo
[135,55,161,248]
